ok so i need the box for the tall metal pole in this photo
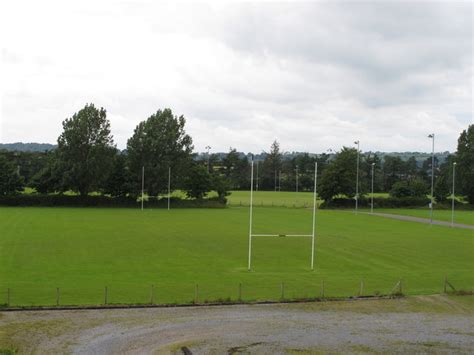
[451,162,456,227]
[248,161,254,271]
[428,134,435,224]
[371,163,375,214]
[141,166,145,211]
[168,166,171,211]
[354,141,360,214]
[311,162,318,270]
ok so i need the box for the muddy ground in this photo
[1,295,473,354]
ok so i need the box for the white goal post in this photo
[247,161,318,271]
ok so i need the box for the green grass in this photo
[0,206,472,307]
[227,190,323,207]
[369,208,474,226]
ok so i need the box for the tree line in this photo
[0,103,473,205]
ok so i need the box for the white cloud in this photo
[0,0,471,153]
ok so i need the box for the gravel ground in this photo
[1,295,473,354]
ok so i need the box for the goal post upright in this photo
[247,160,318,271]
[311,162,318,270]
[248,160,254,271]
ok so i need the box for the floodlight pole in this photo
[168,166,171,211]
[141,166,145,211]
[451,162,456,227]
[311,162,318,270]
[371,163,375,214]
[428,134,435,224]
[354,140,360,214]
[248,160,254,271]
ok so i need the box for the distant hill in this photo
[196,150,452,163]
[0,142,56,152]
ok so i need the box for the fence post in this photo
[6,288,10,307]
[238,283,242,302]
[104,286,108,305]
[195,284,199,304]
[56,287,60,306]
[321,280,325,300]
[280,282,285,300]
[150,285,155,305]
[359,280,364,297]
[444,276,447,293]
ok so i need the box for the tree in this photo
[30,151,62,194]
[183,164,212,199]
[382,156,405,191]
[127,108,193,197]
[389,178,428,198]
[434,155,455,202]
[0,154,24,195]
[319,147,360,201]
[103,151,132,197]
[261,140,282,190]
[456,125,474,204]
[56,104,116,196]
[212,174,231,202]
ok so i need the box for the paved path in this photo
[367,212,474,230]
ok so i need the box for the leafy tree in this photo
[103,151,132,197]
[261,140,282,190]
[433,155,455,202]
[410,178,429,197]
[389,178,428,198]
[0,154,24,195]
[212,174,231,202]
[456,125,474,204]
[319,147,360,201]
[127,108,193,197]
[389,181,412,198]
[56,104,116,196]
[382,156,405,191]
[183,164,212,199]
[222,148,250,189]
[30,151,62,194]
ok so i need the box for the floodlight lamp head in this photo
[453,162,457,165]
[428,134,434,138]
[372,162,375,166]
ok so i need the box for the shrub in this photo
[0,194,226,208]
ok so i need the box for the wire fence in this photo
[1,277,471,308]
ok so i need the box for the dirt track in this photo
[1,295,473,354]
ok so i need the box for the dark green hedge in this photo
[0,194,226,208]
[320,197,431,209]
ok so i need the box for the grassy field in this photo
[369,208,474,226]
[0,206,472,307]
[227,190,323,207]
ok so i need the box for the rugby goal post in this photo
[247,161,318,271]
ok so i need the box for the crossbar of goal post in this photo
[247,161,318,271]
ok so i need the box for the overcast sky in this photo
[0,1,472,153]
